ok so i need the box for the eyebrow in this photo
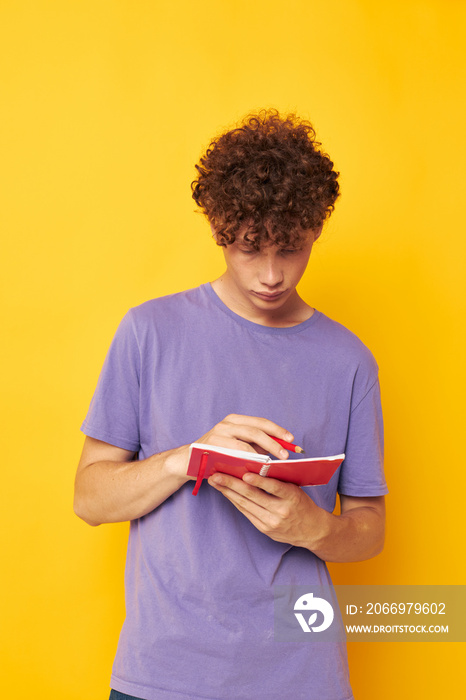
[236,238,259,250]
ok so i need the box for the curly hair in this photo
[191,109,340,249]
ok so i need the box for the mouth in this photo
[251,290,286,301]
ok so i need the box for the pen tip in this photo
[296,446,305,454]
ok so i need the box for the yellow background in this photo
[1,1,465,697]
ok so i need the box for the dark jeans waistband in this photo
[110,690,145,700]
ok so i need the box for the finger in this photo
[242,472,295,497]
[218,421,290,459]
[208,473,274,519]
[208,475,295,545]
[203,430,288,459]
[199,434,261,454]
[208,472,270,502]
[200,415,294,459]
[226,414,294,443]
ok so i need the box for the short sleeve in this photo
[81,310,141,452]
[338,377,388,497]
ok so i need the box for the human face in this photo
[213,230,319,326]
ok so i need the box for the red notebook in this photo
[187,443,345,495]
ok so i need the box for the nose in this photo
[258,251,284,288]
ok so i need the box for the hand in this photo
[198,414,294,461]
[208,471,386,562]
[207,470,323,548]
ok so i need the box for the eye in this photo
[280,248,300,255]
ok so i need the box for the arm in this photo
[316,493,385,562]
[208,472,385,562]
[74,415,294,526]
[73,437,191,526]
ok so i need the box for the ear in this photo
[313,225,323,242]
[210,223,219,242]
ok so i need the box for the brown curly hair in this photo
[191,109,340,250]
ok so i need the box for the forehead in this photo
[235,229,311,251]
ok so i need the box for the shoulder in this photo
[125,285,209,332]
[132,284,206,316]
[313,311,378,369]
[311,312,380,401]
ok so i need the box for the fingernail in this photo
[280,448,288,459]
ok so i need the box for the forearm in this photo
[74,446,191,526]
[74,415,297,527]
[299,502,385,563]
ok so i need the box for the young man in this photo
[75,110,387,700]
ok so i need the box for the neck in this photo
[211,276,314,328]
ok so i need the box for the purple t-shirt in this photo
[82,283,387,700]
